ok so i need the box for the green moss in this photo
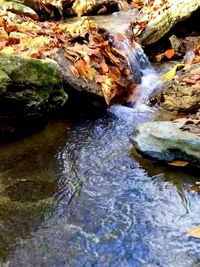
[0,53,67,117]
[0,69,11,94]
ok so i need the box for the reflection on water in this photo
[0,107,200,267]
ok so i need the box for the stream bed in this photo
[0,105,200,267]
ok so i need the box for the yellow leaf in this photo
[164,64,184,81]
[22,36,51,49]
[97,75,117,105]
[168,160,189,167]
[187,226,200,239]
[1,46,14,54]
[87,67,96,80]
[72,0,96,17]
[63,18,98,38]
[17,21,41,32]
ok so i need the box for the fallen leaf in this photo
[168,160,189,167]
[164,48,175,59]
[96,75,117,105]
[72,0,96,16]
[192,83,200,90]
[164,64,184,81]
[100,59,109,73]
[1,46,14,53]
[188,182,200,193]
[187,226,200,239]
[182,77,196,84]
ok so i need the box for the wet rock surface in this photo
[0,53,68,119]
[152,63,200,113]
[130,121,200,166]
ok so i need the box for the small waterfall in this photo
[120,39,162,110]
[121,39,151,83]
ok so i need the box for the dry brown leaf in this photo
[188,182,200,193]
[182,77,196,84]
[192,83,200,90]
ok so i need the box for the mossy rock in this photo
[0,53,68,119]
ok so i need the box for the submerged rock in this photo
[130,121,200,166]
[0,53,68,119]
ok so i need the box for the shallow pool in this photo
[0,105,200,267]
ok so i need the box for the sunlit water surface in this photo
[0,105,200,267]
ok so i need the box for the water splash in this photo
[120,39,162,109]
[121,39,151,83]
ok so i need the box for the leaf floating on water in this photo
[164,64,184,81]
[188,182,200,193]
[168,160,189,167]
[187,226,200,239]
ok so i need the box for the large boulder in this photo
[0,1,39,20]
[138,0,200,46]
[152,63,200,113]
[0,53,68,119]
[130,121,200,166]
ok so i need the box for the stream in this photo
[0,104,200,267]
[0,23,200,266]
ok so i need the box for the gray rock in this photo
[138,0,200,46]
[0,53,68,119]
[152,63,200,112]
[1,1,39,20]
[130,121,200,165]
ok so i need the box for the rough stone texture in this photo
[138,0,200,45]
[152,63,200,113]
[0,52,68,119]
[67,10,138,37]
[11,0,119,19]
[1,1,39,20]
[51,11,139,99]
[84,0,119,16]
[130,121,200,166]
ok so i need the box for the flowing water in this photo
[0,26,200,266]
[119,39,163,110]
[0,107,200,267]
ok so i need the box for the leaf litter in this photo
[0,0,200,104]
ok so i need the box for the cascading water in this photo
[120,39,162,110]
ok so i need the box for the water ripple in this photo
[6,107,200,267]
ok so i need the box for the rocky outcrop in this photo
[7,0,119,20]
[0,53,68,119]
[152,63,200,113]
[1,1,39,20]
[130,121,200,166]
[138,0,200,46]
